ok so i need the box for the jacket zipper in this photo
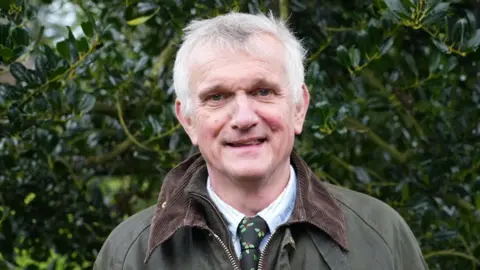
[258,221,296,270]
[191,192,240,270]
[192,192,295,270]
[211,232,240,270]
[257,231,276,270]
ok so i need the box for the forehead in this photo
[188,34,288,94]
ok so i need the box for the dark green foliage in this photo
[0,0,479,269]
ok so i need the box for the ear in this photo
[175,100,198,145]
[293,84,310,135]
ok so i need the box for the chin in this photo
[225,164,271,180]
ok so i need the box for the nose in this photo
[230,94,259,130]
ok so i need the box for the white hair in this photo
[173,11,307,115]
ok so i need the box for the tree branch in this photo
[308,37,333,63]
[143,123,181,144]
[279,0,289,20]
[151,35,180,80]
[361,69,426,139]
[85,124,182,165]
[343,117,408,163]
[0,38,101,118]
[424,250,480,265]
[116,87,150,151]
[85,137,133,165]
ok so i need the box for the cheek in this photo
[261,110,290,132]
[256,100,296,131]
[196,113,225,139]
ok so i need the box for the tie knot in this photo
[237,215,269,251]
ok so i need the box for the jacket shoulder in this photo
[324,182,403,236]
[93,205,156,269]
[323,182,428,269]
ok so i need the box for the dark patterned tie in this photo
[237,215,269,270]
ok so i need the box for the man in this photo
[94,12,428,270]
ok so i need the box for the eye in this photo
[254,88,273,96]
[209,94,224,101]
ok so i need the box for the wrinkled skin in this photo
[175,34,310,214]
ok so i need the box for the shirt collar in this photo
[206,165,297,237]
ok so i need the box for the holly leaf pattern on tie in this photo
[240,219,255,233]
[254,228,265,238]
[237,216,269,270]
[242,242,255,249]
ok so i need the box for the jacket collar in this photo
[145,151,348,262]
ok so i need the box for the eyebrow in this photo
[197,77,281,98]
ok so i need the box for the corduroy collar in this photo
[144,151,348,262]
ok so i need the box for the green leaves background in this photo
[0,0,479,269]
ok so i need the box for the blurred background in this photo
[0,0,479,269]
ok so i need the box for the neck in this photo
[208,160,291,217]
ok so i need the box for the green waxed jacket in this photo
[93,152,429,270]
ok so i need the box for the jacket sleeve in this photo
[393,212,429,270]
[93,234,122,270]
[93,207,155,270]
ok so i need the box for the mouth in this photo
[225,138,267,147]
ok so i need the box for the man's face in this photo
[176,35,309,182]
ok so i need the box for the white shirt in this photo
[206,165,297,258]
